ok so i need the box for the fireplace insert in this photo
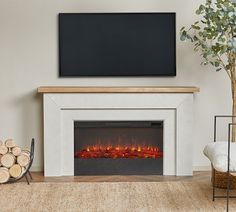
[74,121,163,175]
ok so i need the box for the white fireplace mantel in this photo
[38,86,199,177]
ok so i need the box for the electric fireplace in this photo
[74,121,163,175]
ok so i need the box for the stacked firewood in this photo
[0,139,30,183]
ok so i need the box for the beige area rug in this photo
[0,181,236,212]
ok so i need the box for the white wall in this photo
[0,0,232,171]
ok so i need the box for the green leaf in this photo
[179,0,236,73]
[215,61,220,67]
[193,36,199,41]
[196,9,201,15]
[226,64,231,70]
[191,25,201,30]
[199,4,205,11]
[180,35,187,41]
[199,31,203,36]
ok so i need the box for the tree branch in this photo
[217,54,232,80]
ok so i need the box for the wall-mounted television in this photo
[59,13,176,77]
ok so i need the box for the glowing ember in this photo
[74,145,163,159]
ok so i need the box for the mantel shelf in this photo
[37,86,200,93]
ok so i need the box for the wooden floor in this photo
[26,171,211,183]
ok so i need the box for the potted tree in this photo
[180,0,236,188]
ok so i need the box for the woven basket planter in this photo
[212,167,236,189]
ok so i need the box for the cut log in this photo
[21,166,26,174]
[0,154,2,166]
[0,145,8,155]
[21,150,30,159]
[12,146,22,156]
[17,153,30,167]
[17,166,27,178]
[5,139,16,148]
[0,167,10,183]
[9,164,22,178]
[22,149,30,155]
[1,153,15,168]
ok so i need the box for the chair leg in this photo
[25,175,30,185]
[213,168,215,201]
[28,171,33,180]
[226,171,230,212]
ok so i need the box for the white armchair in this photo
[203,115,236,212]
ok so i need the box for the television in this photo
[59,13,176,76]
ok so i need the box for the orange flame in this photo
[75,145,163,159]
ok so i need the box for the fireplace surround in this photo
[38,86,199,176]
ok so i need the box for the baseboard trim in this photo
[193,166,211,171]
[30,166,43,172]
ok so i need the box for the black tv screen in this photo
[59,13,176,76]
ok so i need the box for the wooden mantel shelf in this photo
[37,86,200,93]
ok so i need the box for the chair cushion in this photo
[203,141,236,172]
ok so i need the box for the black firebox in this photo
[74,121,163,175]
